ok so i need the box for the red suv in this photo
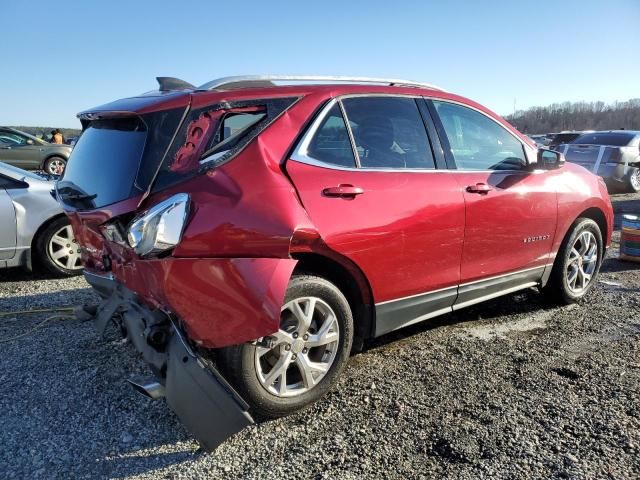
[59,75,613,449]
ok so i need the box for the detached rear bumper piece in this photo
[85,271,253,451]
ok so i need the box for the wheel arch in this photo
[577,207,608,246]
[291,252,375,349]
[40,153,68,170]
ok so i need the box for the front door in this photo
[286,96,465,335]
[0,130,43,169]
[429,100,557,306]
[0,186,17,260]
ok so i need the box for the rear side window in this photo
[433,101,526,171]
[306,103,356,167]
[342,97,435,169]
[572,132,635,146]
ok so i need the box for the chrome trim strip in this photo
[374,264,553,307]
[458,264,553,288]
[198,75,446,92]
[452,282,538,310]
[376,284,457,306]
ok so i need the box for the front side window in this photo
[342,97,435,169]
[433,101,527,171]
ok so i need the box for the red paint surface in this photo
[67,83,614,348]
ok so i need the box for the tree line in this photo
[9,126,82,139]
[505,99,640,134]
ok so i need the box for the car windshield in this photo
[572,132,636,146]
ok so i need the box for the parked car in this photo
[548,131,593,149]
[557,131,640,192]
[527,134,550,147]
[0,127,72,175]
[59,75,613,450]
[0,162,82,275]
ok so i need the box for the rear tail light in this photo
[126,193,190,257]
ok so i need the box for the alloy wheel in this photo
[630,168,640,191]
[47,158,65,175]
[255,296,340,397]
[566,231,598,294]
[48,225,82,271]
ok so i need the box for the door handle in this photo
[466,183,493,194]
[322,184,364,198]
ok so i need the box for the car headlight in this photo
[127,193,190,257]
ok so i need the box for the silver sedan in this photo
[0,162,82,275]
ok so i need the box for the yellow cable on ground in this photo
[0,307,75,317]
[0,314,75,344]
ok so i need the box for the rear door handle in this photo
[322,184,364,198]
[466,183,492,194]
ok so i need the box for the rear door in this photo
[286,95,465,335]
[428,100,557,306]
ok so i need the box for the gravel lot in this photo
[1,193,639,479]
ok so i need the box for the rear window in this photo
[572,132,635,146]
[59,107,186,210]
[58,118,146,209]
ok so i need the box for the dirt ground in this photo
[0,193,638,479]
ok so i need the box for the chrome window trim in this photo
[428,97,534,168]
[290,93,535,173]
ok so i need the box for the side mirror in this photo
[26,139,34,145]
[537,148,565,170]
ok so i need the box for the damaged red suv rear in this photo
[59,75,613,449]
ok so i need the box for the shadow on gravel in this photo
[0,266,78,283]
[367,288,548,351]
[0,287,96,312]
[600,257,640,274]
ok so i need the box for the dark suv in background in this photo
[0,127,72,174]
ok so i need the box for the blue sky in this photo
[2,0,638,128]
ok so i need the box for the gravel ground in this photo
[1,193,639,479]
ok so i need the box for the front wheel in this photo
[217,274,354,419]
[543,218,603,304]
[626,167,640,193]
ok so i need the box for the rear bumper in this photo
[85,256,297,348]
[85,271,254,450]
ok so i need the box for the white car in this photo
[0,162,82,275]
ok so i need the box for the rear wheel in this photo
[217,274,353,418]
[543,218,603,304]
[43,156,66,175]
[35,217,83,276]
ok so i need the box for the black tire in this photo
[43,156,67,175]
[35,217,83,276]
[543,217,603,304]
[626,167,640,193]
[217,274,354,419]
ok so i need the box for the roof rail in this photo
[197,75,446,92]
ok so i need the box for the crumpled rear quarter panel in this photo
[111,256,297,348]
